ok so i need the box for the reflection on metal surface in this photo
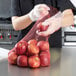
[7,48,61,76]
[0,48,76,76]
[60,48,72,76]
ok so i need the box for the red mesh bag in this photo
[21,6,58,42]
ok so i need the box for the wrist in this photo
[27,14,33,23]
[28,10,37,22]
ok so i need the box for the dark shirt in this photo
[11,0,75,47]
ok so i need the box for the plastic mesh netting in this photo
[21,6,58,42]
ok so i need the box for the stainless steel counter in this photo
[0,48,76,76]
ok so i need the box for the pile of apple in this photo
[8,22,50,68]
[8,39,50,68]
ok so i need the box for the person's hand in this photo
[36,11,62,36]
[28,4,50,21]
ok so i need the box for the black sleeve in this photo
[57,0,75,12]
[11,0,22,16]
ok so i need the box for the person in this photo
[11,0,75,48]
[70,0,76,8]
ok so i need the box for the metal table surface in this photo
[0,48,76,76]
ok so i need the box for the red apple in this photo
[37,22,48,31]
[37,41,49,51]
[8,52,18,65]
[15,41,27,55]
[21,40,28,46]
[28,44,39,55]
[28,56,40,68]
[40,51,50,67]
[28,39,37,45]
[17,55,28,67]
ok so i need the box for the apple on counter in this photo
[17,55,28,67]
[28,56,40,68]
[8,52,18,65]
[40,51,50,67]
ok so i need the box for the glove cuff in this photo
[28,10,35,22]
[28,9,39,22]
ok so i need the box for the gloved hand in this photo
[28,4,50,21]
[36,11,62,36]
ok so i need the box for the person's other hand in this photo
[28,4,50,21]
[36,11,62,36]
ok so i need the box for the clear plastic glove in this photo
[28,4,50,21]
[36,11,62,36]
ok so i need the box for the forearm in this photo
[61,9,74,27]
[11,4,50,31]
[12,14,33,31]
